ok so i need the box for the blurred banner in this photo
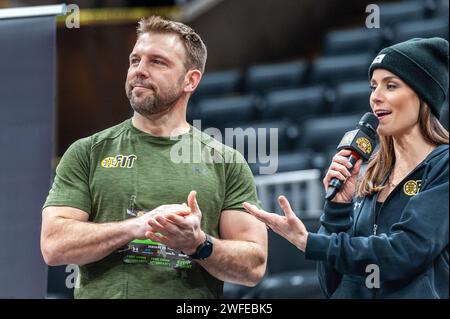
[0,13,57,298]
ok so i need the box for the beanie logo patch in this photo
[371,54,386,64]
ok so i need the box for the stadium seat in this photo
[196,94,257,130]
[393,18,449,43]
[46,265,74,299]
[223,119,298,162]
[267,218,320,274]
[297,114,361,153]
[245,60,308,94]
[193,69,241,100]
[186,101,197,123]
[432,0,449,21]
[243,218,324,299]
[246,270,323,299]
[264,86,326,121]
[274,150,314,173]
[223,282,253,299]
[332,80,371,115]
[310,53,371,86]
[324,28,383,56]
[250,150,313,175]
[379,1,425,27]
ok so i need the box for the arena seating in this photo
[218,0,449,299]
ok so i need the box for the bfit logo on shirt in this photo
[101,155,137,168]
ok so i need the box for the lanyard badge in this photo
[119,195,193,270]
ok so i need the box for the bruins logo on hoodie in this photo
[403,180,422,196]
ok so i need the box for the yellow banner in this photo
[57,6,182,27]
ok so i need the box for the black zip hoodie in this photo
[305,144,449,298]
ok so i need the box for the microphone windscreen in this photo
[358,112,379,135]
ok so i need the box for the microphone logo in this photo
[325,112,379,201]
[336,126,377,162]
[356,137,372,154]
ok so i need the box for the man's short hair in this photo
[137,15,207,73]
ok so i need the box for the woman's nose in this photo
[370,86,383,106]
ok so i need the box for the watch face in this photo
[198,243,213,259]
[189,234,213,260]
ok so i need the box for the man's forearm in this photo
[42,218,136,266]
[197,238,267,287]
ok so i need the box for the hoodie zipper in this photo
[369,147,442,298]
[372,172,390,235]
[371,162,426,299]
[372,160,429,235]
[371,145,446,235]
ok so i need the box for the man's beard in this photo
[126,79,184,117]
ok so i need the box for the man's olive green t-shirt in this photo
[43,119,260,299]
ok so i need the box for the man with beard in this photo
[40,16,267,299]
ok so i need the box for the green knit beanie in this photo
[369,37,449,118]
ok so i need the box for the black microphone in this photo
[325,112,379,201]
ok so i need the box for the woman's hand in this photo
[323,149,363,203]
[243,196,308,252]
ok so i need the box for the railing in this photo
[255,169,324,218]
[0,4,66,19]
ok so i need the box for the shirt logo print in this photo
[101,154,137,168]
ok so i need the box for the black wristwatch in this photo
[188,233,213,260]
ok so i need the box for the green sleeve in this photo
[222,150,260,212]
[43,137,92,214]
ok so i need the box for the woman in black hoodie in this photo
[244,37,449,298]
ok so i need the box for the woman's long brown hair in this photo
[356,102,449,197]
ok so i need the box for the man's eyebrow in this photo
[129,52,170,62]
[148,53,171,62]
